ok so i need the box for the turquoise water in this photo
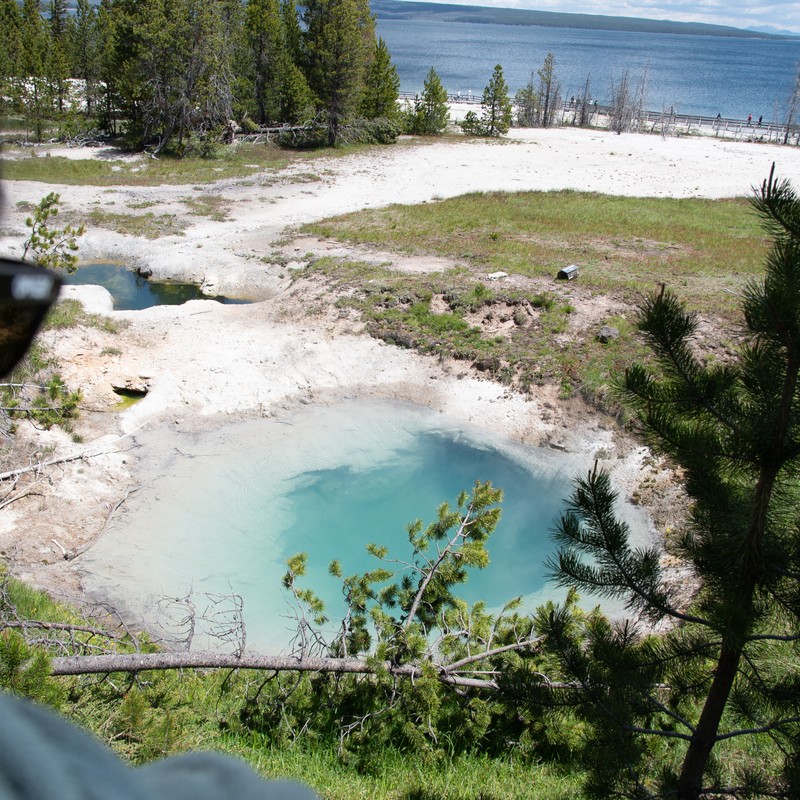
[284,428,565,611]
[378,19,800,119]
[77,401,647,653]
[65,263,250,310]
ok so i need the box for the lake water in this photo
[377,18,800,119]
[76,400,652,653]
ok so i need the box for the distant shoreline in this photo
[372,0,799,40]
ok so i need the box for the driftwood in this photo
[0,447,110,482]
[0,421,149,482]
[48,646,564,690]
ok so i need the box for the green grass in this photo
[85,208,187,238]
[231,742,583,800]
[0,143,302,186]
[0,141,374,186]
[0,114,44,132]
[43,298,124,333]
[305,190,768,317]
[182,194,231,221]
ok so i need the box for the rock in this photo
[487,271,508,280]
[111,376,150,397]
[597,324,620,343]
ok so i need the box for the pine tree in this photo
[69,0,99,115]
[406,66,448,135]
[280,0,302,65]
[513,75,537,127]
[0,0,22,112]
[302,0,375,145]
[19,0,50,140]
[278,61,315,125]
[538,166,800,799]
[360,37,399,120]
[44,0,70,113]
[275,0,315,125]
[94,0,119,134]
[119,0,234,154]
[479,63,512,136]
[244,0,286,125]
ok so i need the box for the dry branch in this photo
[0,421,149,482]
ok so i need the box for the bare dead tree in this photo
[609,70,632,134]
[200,590,246,657]
[784,61,800,146]
[609,66,648,134]
[574,75,594,127]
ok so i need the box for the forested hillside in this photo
[0,0,401,151]
[370,0,789,39]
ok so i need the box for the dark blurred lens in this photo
[0,259,62,378]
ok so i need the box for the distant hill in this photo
[747,25,800,37]
[372,0,794,39]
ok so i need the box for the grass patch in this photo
[0,115,45,132]
[44,298,123,333]
[231,742,583,800]
[85,208,187,238]
[0,142,339,186]
[304,190,768,318]
[298,191,768,408]
[182,194,231,221]
[303,257,621,398]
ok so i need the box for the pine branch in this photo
[441,639,541,673]
[715,716,800,742]
[402,503,476,632]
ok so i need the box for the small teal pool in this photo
[65,263,250,310]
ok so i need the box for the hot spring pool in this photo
[65,263,251,310]
[77,400,650,652]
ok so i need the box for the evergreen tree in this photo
[280,0,302,65]
[537,167,800,799]
[405,66,448,135]
[0,0,22,112]
[244,0,286,125]
[278,61,315,125]
[360,37,399,120]
[479,63,512,136]
[94,0,120,134]
[275,0,315,125]
[69,0,99,116]
[19,0,50,139]
[120,0,234,154]
[46,0,70,113]
[513,74,537,127]
[217,0,250,125]
[302,0,375,145]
